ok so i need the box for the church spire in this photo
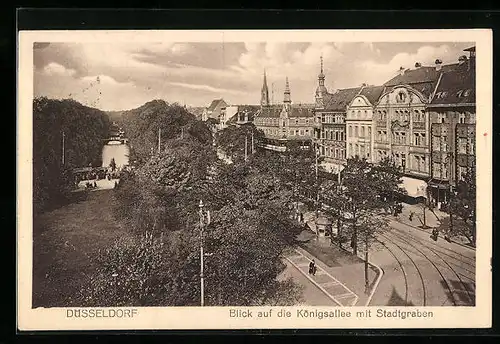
[318,55,325,85]
[315,56,328,109]
[284,77,291,104]
[260,69,270,107]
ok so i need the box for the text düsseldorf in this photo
[66,308,138,318]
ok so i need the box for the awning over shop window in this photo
[399,177,427,198]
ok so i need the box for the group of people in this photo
[85,181,98,189]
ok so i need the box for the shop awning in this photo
[398,177,427,198]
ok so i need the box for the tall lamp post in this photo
[198,200,211,306]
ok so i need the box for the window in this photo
[414,156,420,170]
[467,137,474,155]
[348,126,353,137]
[368,127,371,138]
[433,163,441,178]
[321,130,325,139]
[305,129,309,135]
[300,129,304,136]
[354,126,359,137]
[414,133,426,146]
[420,156,426,172]
[322,115,326,123]
[397,91,407,103]
[335,131,339,141]
[361,126,365,138]
[458,166,468,181]
[459,112,466,124]
[442,136,448,151]
[349,143,353,157]
[295,130,300,136]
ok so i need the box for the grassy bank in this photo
[32,189,132,308]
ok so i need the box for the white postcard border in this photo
[17,29,492,331]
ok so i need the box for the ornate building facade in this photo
[313,58,360,172]
[345,85,385,162]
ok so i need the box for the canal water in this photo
[101,142,130,168]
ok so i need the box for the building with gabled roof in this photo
[345,85,385,162]
[224,104,260,127]
[201,98,228,122]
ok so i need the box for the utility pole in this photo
[448,151,454,238]
[198,200,210,307]
[251,131,255,154]
[245,135,248,162]
[62,131,65,165]
[158,128,161,153]
[314,143,319,237]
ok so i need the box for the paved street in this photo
[369,219,476,306]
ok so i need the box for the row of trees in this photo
[111,100,212,164]
[33,97,111,213]
[83,105,305,306]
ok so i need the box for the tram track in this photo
[375,234,427,306]
[378,232,460,306]
[386,229,475,305]
[372,238,410,305]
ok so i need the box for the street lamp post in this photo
[62,131,65,165]
[198,200,211,306]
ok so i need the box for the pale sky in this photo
[33,41,474,111]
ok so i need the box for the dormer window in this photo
[397,91,407,103]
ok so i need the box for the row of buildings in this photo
[200,46,476,206]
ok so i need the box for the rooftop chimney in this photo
[415,62,422,68]
[458,55,468,65]
[435,59,442,71]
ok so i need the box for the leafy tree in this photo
[33,97,111,213]
[114,100,201,162]
[372,157,407,214]
[215,124,265,163]
[449,168,476,246]
[333,157,389,291]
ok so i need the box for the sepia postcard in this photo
[17,29,492,331]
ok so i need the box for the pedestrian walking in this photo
[93,181,97,188]
[309,260,316,276]
[409,211,414,221]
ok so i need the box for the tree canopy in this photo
[33,97,111,213]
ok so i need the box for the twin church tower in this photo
[259,56,328,109]
[260,70,291,108]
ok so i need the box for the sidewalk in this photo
[290,212,382,306]
[395,203,474,248]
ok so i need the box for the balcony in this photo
[413,121,425,130]
[409,145,428,154]
[375,121,387,128]
[374,142,389,149]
